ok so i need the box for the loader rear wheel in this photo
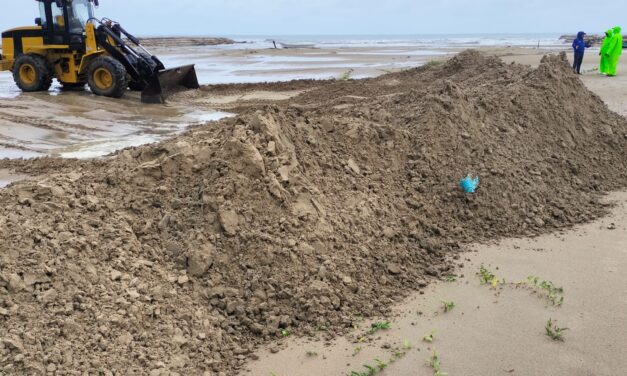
[12,54,53,92]
[87,57,128,99]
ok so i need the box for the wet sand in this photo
[0,45,450,160]
[244,192,627,376]
[4,43,622,160]
[0,84,231,159]
[0,169,28,188]
[154,45,452,84]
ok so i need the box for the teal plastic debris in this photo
[460,175,479,193]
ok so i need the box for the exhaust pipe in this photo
[141,64,200,104]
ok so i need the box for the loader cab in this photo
[36,0,97,48]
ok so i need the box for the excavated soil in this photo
[1,51,626,375]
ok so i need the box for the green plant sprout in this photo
[478,265,502,286]
[368,321,391,334]
[375,358,388,371]
[349,350,410,376]
[426,351,448,376]
[350,362,377,376]
[441,300,455,313]
[402,339,412,350]
[527,276,565,306]
[423,330,437,343]
[545,318,568,341]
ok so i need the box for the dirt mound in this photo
[1,50,626,375]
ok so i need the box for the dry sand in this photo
[244,192,627,376]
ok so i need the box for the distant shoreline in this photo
[136,36,237,48]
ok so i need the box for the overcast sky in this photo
[2,0,625,36]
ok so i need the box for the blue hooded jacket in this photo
[572,31,586,55]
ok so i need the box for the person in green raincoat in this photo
[607,26,623,77]
[599,29,614,75]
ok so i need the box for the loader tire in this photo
[87,57,128,99]
[12,54,53,92]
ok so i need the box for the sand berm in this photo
[0,51,626,375]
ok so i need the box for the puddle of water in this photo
[348,49,449,56]
[0,71,233,160]
[54,110,232,159]
[55,134,162,159]
[248,55,347,63]
[0,148,44,159]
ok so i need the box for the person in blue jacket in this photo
[572,31,589,74]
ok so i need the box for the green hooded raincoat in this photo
[607,26,623,76]
[600,29,614,74]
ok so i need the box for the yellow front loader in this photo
[0,0,199,103]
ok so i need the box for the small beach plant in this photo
[368,321,391,334]
[545,318,568,341]
[423,330,436,343]
[441,300,455,313]
[426,351,448,376]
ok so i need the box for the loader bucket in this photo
[141,64,200,104]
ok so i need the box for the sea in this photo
[220,33,570,50]
[152,33,571,85]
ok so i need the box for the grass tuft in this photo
[368,321,391,334]
[545,318,568,341]
[441,300,455,313]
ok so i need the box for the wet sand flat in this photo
[0,45,451,160]
[0,87,231,159]
[0,169,27,188]
[3,43,623,160]
[244,192,627,376]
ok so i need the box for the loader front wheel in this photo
[87,57,128,99]
[12,54,53,92]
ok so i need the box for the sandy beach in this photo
[0,40,626,376]
[244,192,627,376]
[234,46,627,376]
